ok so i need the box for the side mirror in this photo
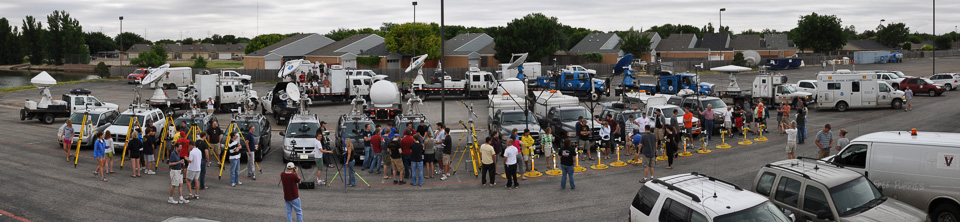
[816,210,832,220]
[278,132,284,136]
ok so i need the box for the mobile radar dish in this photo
[406,54,429,88]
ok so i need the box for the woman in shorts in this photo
[93,133,108,182]
[104,131,115,174]
[540,127,555,170]
[422,130,436,179]
[61,120,75,161]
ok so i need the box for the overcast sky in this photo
[1,0,957,41]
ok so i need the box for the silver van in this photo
[826,131,960,222]
[754,157,926,222]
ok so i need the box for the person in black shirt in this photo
[206,121,224,164]
[195,132,210,190]
[143,128,158,175]
[360,124,374,171]
[410,135,424,186]
[128,129,143,178]
[664,122,678,169]
[559,138,575,189]
[416,121,429,142]
[576,116,593,160]
[388,137,405,185]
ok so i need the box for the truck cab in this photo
[21,88,120,124]
[464,67,497,96]
[753,75,813,107]
[637,72,714,95]
[534,71,609,101]
[219,70,252,83]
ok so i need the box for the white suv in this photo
[875,72,905,89]
[929,73,958,90]
[630,172,792,222]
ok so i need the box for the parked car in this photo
[825,131,960,222]
[126,69,148,84]
[281,113,322,164]
[630,172,793,222]
[929,73,959,91]
[899,78,945,96]
[58,108,120,147]
[753,158,926,222]
[106,106,167,150]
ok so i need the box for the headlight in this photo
[284,145,292,151]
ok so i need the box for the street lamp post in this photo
[440,0,445,125]
[719,8,726,33]
[412,1,417,57]
[119,16,123,67]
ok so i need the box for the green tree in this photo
[732,52,747,66]
[222,34,238,44]
[921,45,933,51]
[192,56,207,68]
[906,35,923,44]
[244,33,287,54]
[325,28,358,41]
[493,13,565,63]
[85,32,116,53]
[442,25,466,40]
[155,39,176,44]
[384,22,441,59]
[646,24,702,38]
[379,22,399,34]
[935,35,952,50]
[115,32,150,51]
[619,29,653,57]
[130,45,167,67]
[581,53,603,63]
[94,62,109,78]
[792,13,846,53]
[858,30,877,39]
[0,18,22,65]
[44,10,87,65]
[21,16,43,65]
[901,42,912,50]
[842,25,858,40]
[44,11,64,65]
[876,23,909,48]
[180,37,195,45]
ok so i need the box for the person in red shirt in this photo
[369,126,383,175]
[400,131,415,179]
[682,107,694,148]
[280,162,303,222]
[177,131,191,178]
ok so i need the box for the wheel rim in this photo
[44,115,54,123]
[929,91,936,97]
[837,103,847,111]
[893,100,902,109]
[938,211,956,222]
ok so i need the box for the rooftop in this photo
[852,131,960,148]
[306,34,385,57]
[650,173,769,218]
[247,33,335,57]
[569,32,622,54]
[444,33,496,56]
[698,33,730,51]
[656,34,699,51]
[729,35,765,50]
[766,158,862,188]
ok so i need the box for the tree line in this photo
[0,11,90,65]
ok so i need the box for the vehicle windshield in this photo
[782,85,798,93]
[113,114,145,127]
[69,113,101,126]
[701,99,728,110]
[133,70,146,74]
[341,123,365,139]
[892,71,906,78]
[286,122,320,138]
[233,122,261,135]
[714,201,792,222]
[830,177,883,217]
[560,109,591,122]
[127,76,139,79]
[922,79,935,85]
[502,112,538,125]
[660,107,682,118]
[174,119,197,128]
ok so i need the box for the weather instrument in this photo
[406,54,429,88]
[141,64,170,102]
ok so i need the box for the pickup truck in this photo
[21,88,120,124]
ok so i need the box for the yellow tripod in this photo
[218,122,239,179]
[609,144,628,167]
[452,120,480,177]
[716,130,732,149]
[590,145,609,170]
[156,116,173,168]
[697,137,712,154]
[754,124,768,141]
[523,153,543,177]
[656,142,668,161]
[120,117,142,169]
[573,149,586,172]
[72,113,89,168]
[738,126,754,145]
[677,135,693,157]
[544,149,562,175]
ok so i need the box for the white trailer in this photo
[532,90,580,119]
[815,72,905,111]
[154,67,193,89]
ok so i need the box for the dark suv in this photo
[899,78,944,97]
[228,113,273,161]
[337,112,375,164]
[599,102,644,138]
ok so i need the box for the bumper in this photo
[283,149,317,162]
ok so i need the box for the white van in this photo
[154,67,193,89]
[815,72,904,111]
[826,131,960,221]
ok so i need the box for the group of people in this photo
[295,70,330,95]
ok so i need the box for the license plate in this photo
[299,154,308,160]
[359,156,365,160]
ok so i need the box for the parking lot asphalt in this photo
[1,56,959,221]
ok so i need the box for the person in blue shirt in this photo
[243,126,258,180]
[94,133,108,182]
[631,129,642,166]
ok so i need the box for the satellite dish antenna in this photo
[506,53,528,80]
[31,71,57,108]
[278,59,305,78]
[285,82,301,102]
[613,54,634,75]
[142,64,170,102]
[742,50,762,66]
[406,54,429,87]
[710,65,751,92]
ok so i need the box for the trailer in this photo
[20,72,119,124]
[713,65,813,107]
[278,60,372,103]
[404,54,497,99]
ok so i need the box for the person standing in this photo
[61,120,75,161]
[416,121,429,143]
[541,127,555,170]
[243,126,258,180]
[360,124,373,172]
[490,131,503,174]
[313,130,332,185]
[369,126,382,174]
[400,131,415,179]
[381,126,394,180]
[742,101,754,134]
[103,131,116,174]
[631,129,642,166]
[388,135,405,185]
[605,114,620,157]
[664,117,678,170]
[503,139,520,189]
[281,162,303,222]
[437,124,452,180]
[559,138,575,189]
[206,121,223,166]
[141,128,157,175]
[344,139,356,187]
[702,104,715,141]
[904,88,913,111]
[576,116,593,160]
[129,129,144,178]
[520,129,535,177]
[409,135,424,186]
[176,131,190,180]
[598,121,611,160]
[815,124,834,159]
[422,131,436,179]
[836,129,849,151]
[640,126,657,182]
[723,107,733,134]
[196,133,211,190]
[206,97,215,114]
[754,101,765,133]
[796,104,807,144]
[682,107,694,147]
[785,121,798,159]
[168,147,188,204]
[185,141,202,199]
[228,133,243,187]
[780,102,791,133]
[479,137,496,186]
[93,133,107,182]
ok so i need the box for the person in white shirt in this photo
[228,134,243,187]
[503,139,520,189]
[636,113,651,129]
[186,141,203,199]
[784,121,798,159]
[206,97,215,114]
[723,107,733,133]
[313,130,333,185]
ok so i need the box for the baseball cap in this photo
[286,162,295,169]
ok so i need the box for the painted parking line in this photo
[0,208,31,222]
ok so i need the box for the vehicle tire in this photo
[946,84,953,91]
[19,110,26,121]
[168,84,177,90]
[932,203,960,222]
[929,90,936,97]
[891,99,903,110]
[835,101,848,112]
[590,92,600,101]
[42,114,55,124]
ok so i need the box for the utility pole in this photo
[119,16,124,67]
[440,0,445,124]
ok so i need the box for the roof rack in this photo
[764,164,811,179]
[690,172,743,191]
[652,179,702,203]
[795,157,844,168]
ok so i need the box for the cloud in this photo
[1,0,956,41]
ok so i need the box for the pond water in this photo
[0,70,100,89]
